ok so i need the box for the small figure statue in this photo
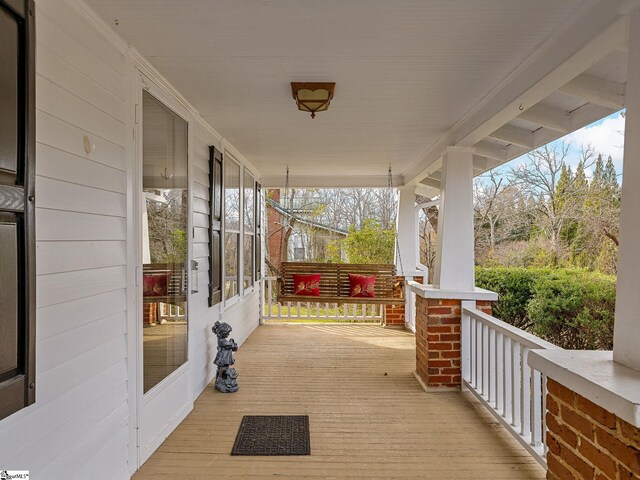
[212,321,239,393]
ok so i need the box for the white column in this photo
[613,9,640,371]
[433,147,475,291]
[395,186,417,275]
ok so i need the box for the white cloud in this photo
[564,113,625,170]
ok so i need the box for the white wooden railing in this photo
[260,276,384,322]
[461,302,563,467]
[158,302,186,322]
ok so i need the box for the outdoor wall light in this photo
[291,82,335,118]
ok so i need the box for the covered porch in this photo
[134,324,545,479]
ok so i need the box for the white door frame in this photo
[127,69,195,469]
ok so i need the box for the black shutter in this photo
[254,182,261,282]
[208,146,223,306]
[0,0,36,420]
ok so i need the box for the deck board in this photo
[134,324,546,479]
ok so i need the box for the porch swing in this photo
[276,167,405,306]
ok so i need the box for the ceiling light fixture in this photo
[291,82,335,118]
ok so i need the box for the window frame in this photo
[222,154,241,305]
[0,0,36,421]
[243,168,255,293]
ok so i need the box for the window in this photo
[243,169,255,290]
[255,182,262,282]
[0,0,35,420]
[208,147,223,306]
[224,156,241,301]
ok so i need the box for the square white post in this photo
[613,9,640,371]
[395,186,417,274]
[433,147,475,291]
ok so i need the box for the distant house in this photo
[266,190,347,273]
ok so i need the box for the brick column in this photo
[415,296,492,389]
[384,275,406,328]
[545,379,640,480]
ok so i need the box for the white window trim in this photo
[223,154,242,307]
[243,168,256,295]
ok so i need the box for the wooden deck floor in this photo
[134,324,546,479]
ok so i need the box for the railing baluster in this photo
[496,332,504,413]
[504,336,512,421]
[512,341,521,429]
[470,316,476,388]
[520,347,531,438]
[482,322,489,398]
[489,327,496,406]
[267,279,273,319]
[531,369,542,447]
[542,374,548,456]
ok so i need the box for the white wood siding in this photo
[0,0,261,477]
[0,0,129,477]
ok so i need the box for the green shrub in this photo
[526,270,615,350]
[476,267,616,350]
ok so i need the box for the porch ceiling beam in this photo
[260,174,404,189]
[558,73,625,109]
[419,177,441,189]
[487,124,534,149]
[474,141,528,162]
[518,104,571,133]
[404,3,629,186]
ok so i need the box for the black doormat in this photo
[231,415,310,456]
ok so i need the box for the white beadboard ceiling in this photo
[86,0,602,183]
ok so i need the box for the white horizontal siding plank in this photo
[192,197,209,215]
[36,177,126,217]
[192,212,209,228]
[37,75,126,147]
[192,181,208,201]
[0,360,127,462]
[7,376,128,473]
[37,289,126,340]
[36,45,125,122]
[37,209,126,241]
[37,143,126,194]
[47,405,129,480]
[192,165,209,188]
[193,242,209,259]
[36,111,126,171]
[37,266,126,308]
[37,312,126,375]
[34,14,124,100]
[37,240,126,275]
[193,227,209,243]
[37,335,126,405]
[36,0,125,75]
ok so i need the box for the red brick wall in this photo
[266,189,285,273]
[546,379,640,480]
[384,275,427,328]
[415,297,492,388]
[383,275,406,327]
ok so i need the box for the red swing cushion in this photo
[349,273,376,298]
[143,273,169,297]
[292,273,321,296]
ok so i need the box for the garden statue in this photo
[212,321,239,392]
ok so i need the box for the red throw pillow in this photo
[143,273,168,297]
[349,273,376,298]
[292,273,321,296]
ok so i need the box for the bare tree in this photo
[509,142,596,264]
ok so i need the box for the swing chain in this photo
[389,166,405,277]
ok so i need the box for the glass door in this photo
[138,88,191,464]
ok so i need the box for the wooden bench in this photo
[277,262,404,305]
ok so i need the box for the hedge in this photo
[476,267,616,350]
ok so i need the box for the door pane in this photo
[0,8,18,175]
[142,91,189,394]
